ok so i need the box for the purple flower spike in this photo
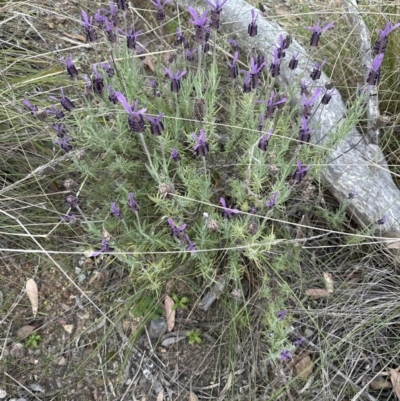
[101,60,115,77]
[289,52,299,70]
[115,92,147,133]
[188,6,210,45]
[310,59,326,80]
[248,9,258,37]
[367,54,384,85]
[81,10,97,42]
[293,160,310,183]
[168,218,186,238]
[60,54,78,79]
[49,89,75,112]
[185,47,197,62]
[66,194,79,208]
[294,337,305,347]
[59,213,77,223]
[52,123,67,137]
[250,56,265,88]
[109,2,119,26]
[228,38,239,51]
[150,0,170,21]
[54,137,73,153]
[164,68,186,93]
[185,234,196,253]
[299,116,314,144]
[128,192,139,212]
[256,91,287,119]
[144,113,164,136]
[117,27,142,49]
[270,49,282,78]
[193,129,209,157]
[241,70,252,93]
[106,85,118,104]
[47,105,65,119]
[374,22,400,55]
[280,349,292,361]
[227,51,239,79]
[275,35,288,59]
[301,87,321,118]
[321,88,336,105]
[23,99,38,114]
[277,309,288,320]
[220,197,240,219]
[258,129,273,151]
[205,0,228,30]
[95,9,106,28]
[258,113,264,131]
[304,20,334,46]
[92,239,114,258]
[266,191,279,209]
[115,0,127,11]
[171,148,180,161]
[377,215,387,225]
[92,64,104,95]
[111,202,123,219]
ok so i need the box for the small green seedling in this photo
[25,333,43,348]
[187,330,202,345]
[172,294,190,310]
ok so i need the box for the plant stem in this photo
[139,132,154,168]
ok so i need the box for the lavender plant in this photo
[8,1,400,393]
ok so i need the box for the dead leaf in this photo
[164,295,175,332]
[390,368,400,398]
[188,391,199,401]
[161,336,186,347]
[305,289,331,299]
[323,272,334,293]
[156,390,164,401]
[16,325,35,339]
[63,324,74,334]
[294,355,313,379]
[26,279,38,317]
[142,55,156,72]
[370,376,392,390]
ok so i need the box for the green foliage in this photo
[24,333,43,349]
[172,294,190,310]
[187,330,202,345]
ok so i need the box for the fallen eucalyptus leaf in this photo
[164,295,175,332]
[25,279,38,317]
